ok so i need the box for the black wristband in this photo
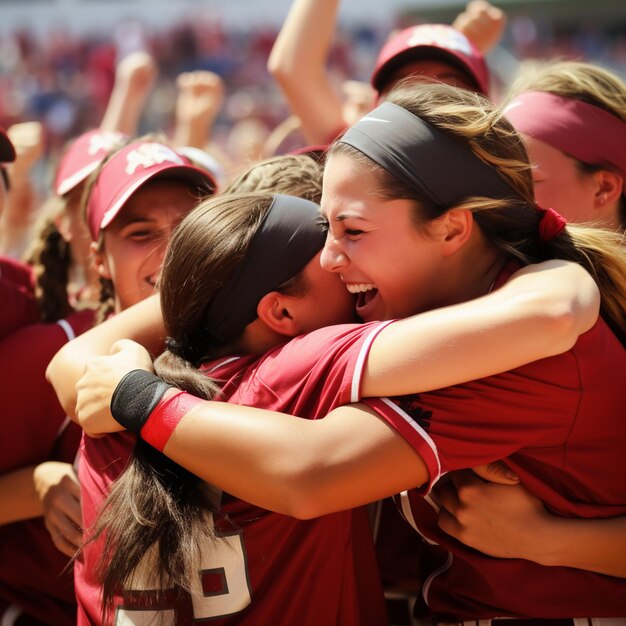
[110,369,174,436]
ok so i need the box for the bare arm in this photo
[0,122,43,257]
[46,293,165,419]
[172,71,224,149]
[0,465,40,524]
[0,462,82,557]
[166,400,427,518]
[72,346,425,518]
[58,259,597,429]
[361,259,599,397]
[66,259,597,519]
[99,51,157,135]
[452,0,507,54]
[437,471,626,578]
[268,0,348,145]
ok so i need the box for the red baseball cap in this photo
[370,24,490,96]
[86,140,216,241]
[54,129,128,196]
[0,127,16,163]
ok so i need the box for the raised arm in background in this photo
[99,50,157,135]
[268,0,348,146]
[0,122,44,258]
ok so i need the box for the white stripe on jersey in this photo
[1,604,23,626]
[422,551,453,609]
[350,320,395,403]
[377,396,442,484]
[204,356,242,376]
[398,491,439,546]
[54,318,79,450]
[56,415,72,439]
[55,317,76,341]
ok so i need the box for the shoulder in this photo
[0,255,34,288]
[277,321,388,356]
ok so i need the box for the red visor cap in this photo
[371,24,490,96]
[54,129,129,196]
[86,140,216,241]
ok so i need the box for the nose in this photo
[321,235,347,272]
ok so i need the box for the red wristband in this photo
[140,389,205,452]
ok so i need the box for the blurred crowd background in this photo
[0,0,624,192]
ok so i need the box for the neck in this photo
[438,231,507,307]
[233,319,289,355]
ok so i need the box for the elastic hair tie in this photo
[165,336,205,364]
[536,205,567,242]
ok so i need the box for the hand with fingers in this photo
[0,121,44,255]
[75,338,154,437]
[173,71,225,149]
[115,51,158,101]
[34,461,83,557]
[7,121,45,178]
[435,468,548,560]
[452,0,507,54]
[100,50,158,135]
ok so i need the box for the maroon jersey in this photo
[365,315,626,619]
[0,256,37,340]
[0,309,94,472]
[0,308,95,626]
[77,322,395,626]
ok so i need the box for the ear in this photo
[256,291,301,338]
[90,240,112,280]
[592,170,623,212]
[439,208,473,256]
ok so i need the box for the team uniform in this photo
[0,256,38,340]
[80,269,626,623]
[77,321,398,626]
[362,269,626,620]
[0,308,95,626]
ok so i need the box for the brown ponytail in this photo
[88,193,285,621]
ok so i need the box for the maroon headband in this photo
[504,91,626,180]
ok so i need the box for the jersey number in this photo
[115,531,252,624]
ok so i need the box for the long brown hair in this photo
[90,193,311,621]
[24,197,74,322]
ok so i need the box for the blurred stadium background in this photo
[0,0,624,184]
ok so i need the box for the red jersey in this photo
[77,321,395,626]
[0,309,94,472]
[0,308,95,626]
[365,316,626,619]
[0,256,37,340]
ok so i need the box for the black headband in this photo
[339,101,518,206]
[203,194,326,345]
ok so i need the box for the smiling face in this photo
[93,179,198,312]
[320,152,450,322]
